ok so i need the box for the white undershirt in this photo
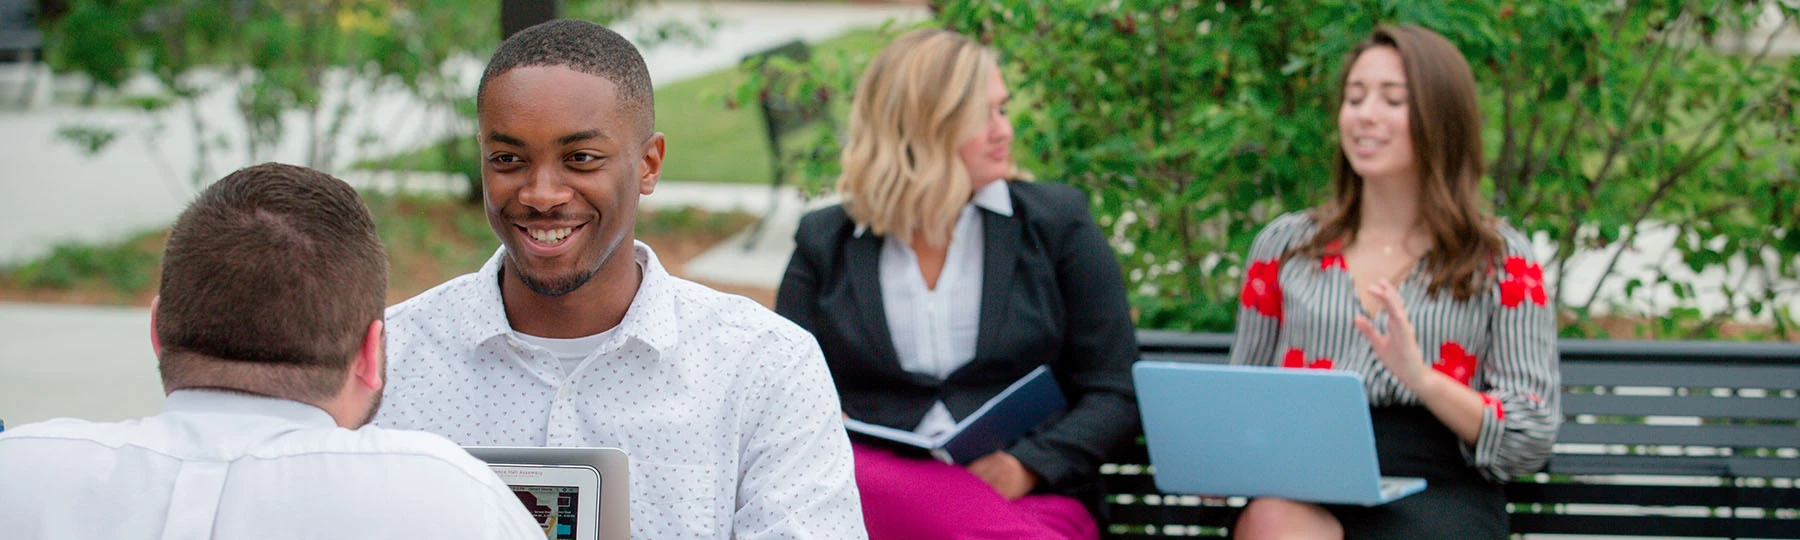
[875,181,1013,436]
[513,328,618,378]
[510,260,641,378]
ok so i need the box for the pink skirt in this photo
[852,442,1098,540]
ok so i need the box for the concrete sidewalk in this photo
[0,302,161,426]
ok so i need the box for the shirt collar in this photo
[971,180,1014,217]
[161,389,336,427]
[854,180,1014,238]
[468,240,678,355]
[615,241,679,354]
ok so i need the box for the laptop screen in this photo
[512,484,584,539]
[463,446,627,540]
[490,464,601,540]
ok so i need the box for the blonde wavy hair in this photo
[838,28,999,247]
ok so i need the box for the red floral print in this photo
[1241,259,1283,321]
[1499,256,1547,308]
[1282,348,1333,370]
[1320,240,1347,271]
[1434,341,1476,385]
[1480,393,1506,421]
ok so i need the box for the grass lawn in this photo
[656,64,777,183]
[359,26,897,185]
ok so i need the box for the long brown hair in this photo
[1296,24,1503,301]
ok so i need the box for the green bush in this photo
[6,233,162,295]
[743,0,1800,338]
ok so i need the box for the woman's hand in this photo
[967,451,1038,500]
[1353,279,1433,391]
[1354,279,1488,444]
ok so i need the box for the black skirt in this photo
[1321,406,1507,540]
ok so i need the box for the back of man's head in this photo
[155,163,387,402]
[477,18,656,138]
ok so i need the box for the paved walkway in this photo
[0,302,162,426]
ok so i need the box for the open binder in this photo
[843,365,1067,464]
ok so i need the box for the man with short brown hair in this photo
[0,163,542,540]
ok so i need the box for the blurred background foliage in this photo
[39,0,660,197]
[737,0,1800,339]
[13,0,765,305]
[28,0,1800,339]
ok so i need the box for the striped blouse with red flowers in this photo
[1229,211,1561,482]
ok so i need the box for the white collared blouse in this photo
[876,180,1014,436]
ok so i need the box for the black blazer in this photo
[776,180,1140,495]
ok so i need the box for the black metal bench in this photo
[1105,330,1800,538]
[0,0,44,108]
[738,39,832,249]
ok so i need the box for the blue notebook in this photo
[844,365,1067,465]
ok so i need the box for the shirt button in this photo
[556,386,570,400]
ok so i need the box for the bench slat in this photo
[1563,393,1800,420]
[1509,513,1800,538]
[1562,362,1800,388]
[1504,482,1800,507]
[1106,526,1225,538]
[1546,453,1800,478]
[1558,423,1800,447]
[1107,504,1230,528]
[1102,474,1160,495]
[1559,338,1800,362]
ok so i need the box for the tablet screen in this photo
[512,484,581,539]
[491,464,602,540]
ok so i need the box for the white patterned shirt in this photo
[374,241,867,540]
[1230,211,1561,482]
[0,390,542,540]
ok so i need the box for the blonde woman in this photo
[776,29,1139,540]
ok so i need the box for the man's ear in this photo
[352,319,384,392]
[638,132,665,196]
[149,296,162,356]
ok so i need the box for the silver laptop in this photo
[1132,361,1426,506]
[464,446,631,540]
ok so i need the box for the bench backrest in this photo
[1105,331,1800,539]
[0,0,42,55]
[741,39,830,160]
[1512,339,1800,538]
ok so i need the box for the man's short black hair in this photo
[478,19,655,138]
[155,163,387,402]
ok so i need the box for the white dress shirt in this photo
[873,181,1012,436]
[374,241,867,540]
[0,389,542,540]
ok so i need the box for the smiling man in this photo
[372,19,866,540]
